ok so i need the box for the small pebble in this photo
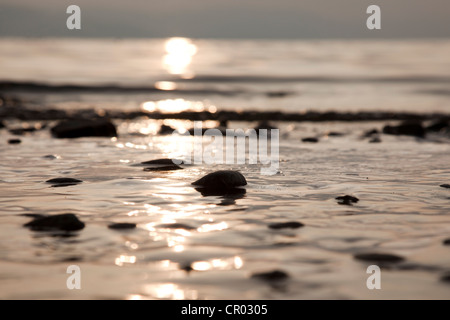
[157,223,196,230]
[268,222,304,229]
[440,184,450,189]
[442,238,450,245]
[108,223,136,230]
[302,137,319,143]
[24,213,85,232]
[143,164,182,171]
[251,270,289,281]
[353,253,405,263]
[141,158,185,165]
[336,195,359,205]
[8,139,21,144]
[441,273,450,283]
[46,177,83,187]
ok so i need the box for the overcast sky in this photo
[0,0,449,38]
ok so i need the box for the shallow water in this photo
[1,119,450,299]
[1,38,450,299]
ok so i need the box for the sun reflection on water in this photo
[163,37,197,77]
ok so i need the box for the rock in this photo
[353,253,405,263]
[43,154,59,160]
[383,121,425,138]
[302,137,319,143]
[192,170,247,192]
[0,121,5,129]
[426,121,449,133]
[24,213,85,231]
[363,129,379,138]
[143,164,182,171]
[251,270,289,281]
[443,238,450,245]
[108,223,136,230]
[51,119,117,138]
[440,184,450,189]
[158,124,175,135]
[46,177,83,187]
[336,195,359,205]
[8,139,21,144]
[268,222,304,229]
[141,158,185,165]
[266,91,289,98]
[326,131,345,137]
[9,127,37,136]
[440,273,450,283]
[157,223,196,230]
[369,137,382,143]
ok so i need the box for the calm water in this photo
[0,38,450,299]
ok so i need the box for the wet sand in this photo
[1,104,450,299]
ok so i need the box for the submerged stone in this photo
[383,121,425,138]
[192,170,247,191]
[46,177,83,187]
[24,213,85,231]
[302,137,319,143]
[51,119,117,138]
[251,270,289,281]
[143,164,183,171]
[108,223,136,230]
[8,139,21,144]
[157,223,196,230]
[336,195,359,205]
[353,253,405,263]
[268,221,304,229]
[141,158,185,165]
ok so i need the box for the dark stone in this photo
[143,164,183,171]
[363,129,379,137]
[192,170,247,192]
[369,137,382,143]
[440,273,450,283]
[8,139,21,144]
[156,223,196,230]
[141,158,185,165]
[108,223,136,230]
[426,121,449,132]
[327,131,345,137]
[8,127,37,136]
[158,124,175,135]
[266,91,289,98]
[251,270,289,281]
[43,154,58,160]
[302,137,319,143]
[0,121,5,129]
[51,119,117,138]
[46,177,83,187]
[336,195,359,205]
[24,213,85,231]
[443,238,450,245]
[268,222,304,229]
[383,121,425,138]
[46,178,83,184]
[353,253,405,263]
[440,184,450,189]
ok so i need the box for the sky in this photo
[0,0,449,39]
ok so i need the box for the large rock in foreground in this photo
[24,213,85,231]
[51,119,117,138]
[192,170,247,192]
